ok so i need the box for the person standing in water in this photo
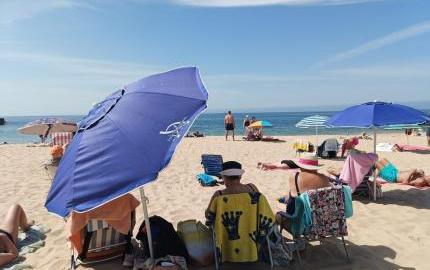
[224,111,235,141]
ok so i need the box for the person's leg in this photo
[232,129,235,141]
[427,135,430,146]
[225,129,228,140]
[0,204,33,243]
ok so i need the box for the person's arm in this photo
[0,236,18,267]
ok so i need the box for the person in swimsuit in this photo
[205,161,259,217]
[275,154,331,223]
[0,204,34,267]
[376,158,430,187]
[257,159,299,170]
[224,111,235,141]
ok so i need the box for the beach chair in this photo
[206,191,276,270]
[317,138,339,159]
[335,152,381,199]
[71,214,134,269]
[201,154,223,178]
[51,132,73,146]
[278,185,351,267]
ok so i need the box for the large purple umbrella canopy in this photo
[326,101,429,128]
[45,67,208,217]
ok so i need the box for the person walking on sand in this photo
[224,111,235,141]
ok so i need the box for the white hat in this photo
[220,161,245,177]
[293,153,323,170]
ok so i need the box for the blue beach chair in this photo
[201,154,223,178]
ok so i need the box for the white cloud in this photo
[170,0,383,7]
[0,0,97,25]
[0,52,162,85]
[325,64,430,78]
[315,20,430,67]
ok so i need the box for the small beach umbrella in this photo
[249,120,273,128]
[18,118,77,141]
[326,101,430,200]
[45,67,208,261]
[296,115,329,146]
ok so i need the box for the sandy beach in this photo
[1,133,429,270]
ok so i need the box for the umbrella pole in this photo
[373,128,377,201]
[139,187,154,263]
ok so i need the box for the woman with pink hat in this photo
[276,153,331,223]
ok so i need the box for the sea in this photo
[1,111,428,144]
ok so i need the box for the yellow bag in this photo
[177,220,214,267]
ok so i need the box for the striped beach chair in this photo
[71,214,134,269]
[51,132,73,146]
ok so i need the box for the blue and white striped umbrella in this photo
[296,115,329,146]
[296,115,329,128]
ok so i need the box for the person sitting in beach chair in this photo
[327,150,380,198]
[67,194,139,269]
[205,161,275,268]
[376,158,430,188]
[341,137,359,157]
[0,204,34,267]
[275,154,331,217]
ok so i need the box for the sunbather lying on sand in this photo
[0,204,34,267]
[257,159,299,170]
[376,158,430,187]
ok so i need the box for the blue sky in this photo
[1,0,429,115]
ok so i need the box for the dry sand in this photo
[1,133,429,270]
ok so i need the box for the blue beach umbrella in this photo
[326,101,430,200]
[45,67,208,260]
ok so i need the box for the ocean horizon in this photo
[2,110,429,144]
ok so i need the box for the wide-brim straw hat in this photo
[293,153,323,170]
[220,161,245,176]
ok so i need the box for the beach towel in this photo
[67,194,140,253]
[395,144,430,152]
[340,152,378,191]
[306,185,350,240]
[3,224,51,270]
[206,192,275,263]
[293,140,309,152]
[376,142,394,152]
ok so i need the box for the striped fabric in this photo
[51,132,73,146]
[86,219,126,252]
[296,115,329,128]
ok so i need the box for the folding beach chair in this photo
[278,185,350,267]
[317,138,339,159]
[206,190,278,270]
[71,213,135,269]
[201,154,223,178]
[51,132,73,146]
